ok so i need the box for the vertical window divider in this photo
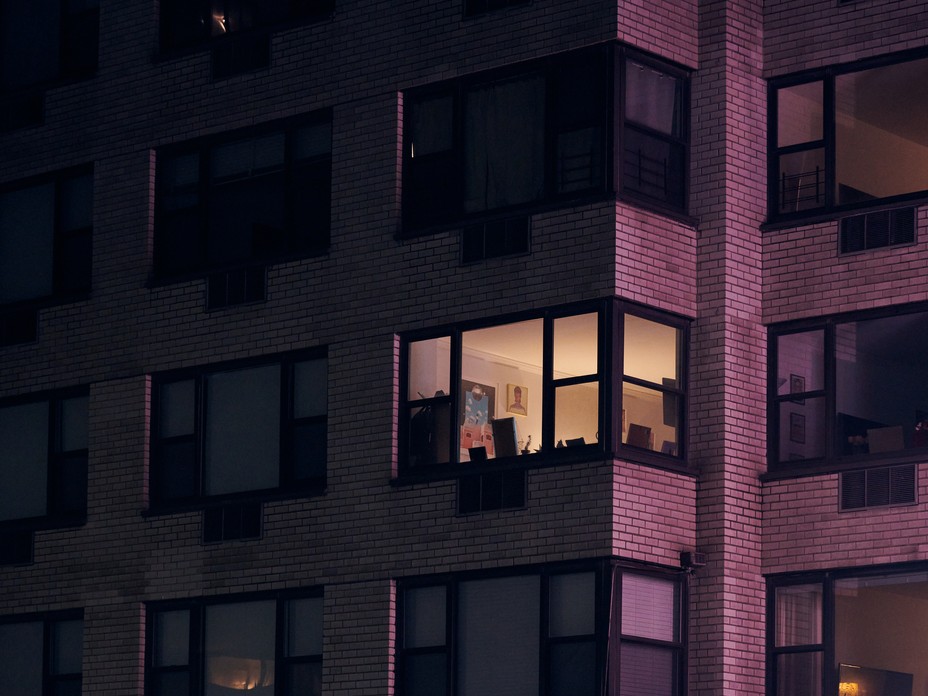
[450,330,464,464]
[541,315,555,452]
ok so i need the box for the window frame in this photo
[149,350,327,510]
[400,42,690,237]
[153,113,332,281]
[397,299,690,481]
[767,563,928,696]
[767,302,928,476]
[0,165,94,310]
[146,589,323,696]
[0,386,90,530]
[767,46,928,225]
[396,560,686,696]
[0,609,84,696]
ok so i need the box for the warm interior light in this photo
[207,656,274,690]
[838,683,859,696]
[213,14,228,32]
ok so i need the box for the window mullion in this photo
[823,72,836,210]
[450,331,463,464]
[542,315,555,452]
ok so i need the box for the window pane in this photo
[154,610,190,666]
[0,402,49,520]
[51,619,83,675]
[457,575,540,696]
[624,315,679,385]
[404,586,446,649]
[161,153,200,211]
[775,584,822,647]
[60,396,89,452]
[778,148,825,213]
[0,183,55,302]
[462,320,542,462]
[160,380,195,439]
[554,53,605,194]
[778,397,826,462]
[776,652,821,696]
[205,601,275,694]
[622,573,678,642]
[623,382,678,455]
[408,338,451,401]
[211,134,286,181]
[835,57,928,204]
[553,313,597,377]
[294,122,331,161]
[554,382,598,447]
[410,95,454,158]
[549,641,596,696]
[154,671,190,696]
[156,440,198,500]
[777,330,824,395]
[777,81,823,147]
[619,642,676,696]
[204,365,280,495]
[294,359,326,419]
[549,572,595,637]
[835,314,928,456]
[292,421,326,481]
[0,1,59,88]
[408,402,452,467]
[835,572,928,692]
[0,622,43,696]
[463,75,545,212]
[59,174,93,232]
[404,653,446,696]
[625,61,681,136]
[623,127,686,208]
[286,662,322,696]
[287,597,323,657]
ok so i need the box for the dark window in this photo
[0,168,93,344]
[839,207,915,254]
[461,216,530,264]
[402,44,688,234]
[839,464,916,510]
[0,0,99,130]
[769,567,928,696]
[148,592,322,696]
[202,501,262,542]
[464,0,530,16]
[457,469,526,513]
[160,0,334,51]
[770,306,928,471]
[0,389,89,525]
[155,116,331,278]
[0,613,83,696]
[771,51,928,220]
[151,354,327,506]
[398,563,684,696]
[400,301,688,476]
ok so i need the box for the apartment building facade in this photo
[1,1,927,694]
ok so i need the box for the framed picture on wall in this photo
[790,374,805,404]
[461,380,495,425]
[506,384,528,416]
[789,411,806,444]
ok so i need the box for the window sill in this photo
[142,483,326,517]
[0,514,86,532]
[148,249,328,289]
[762,448,928,482]
[616,191,697,228]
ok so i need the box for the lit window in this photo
[155,117,331,278]
[398,564,683,696]
[770,568,928,695]
[151,355,326,505]
[148,593,322,696]
[770,306,928,469]
[0,390,89,524]
[771,52,928,219]
[0,613,83,696]
[400,301,688,477]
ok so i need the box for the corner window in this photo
[771,51,928,220]
[402,44,688,234]
[400,301,688,475]
[0,389,89,525]
[769,567,928,696]
[398,563,683,696]
[151,354,326,506]
[148,592,322,696]
[770,306,928,471]
[0,168,93,344]
[160,0,334,51]
[0,613,83,696]
[155,116,331,278]
[0,1,99,130]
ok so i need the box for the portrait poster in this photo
[461,380,495,425]
[506,384,528,417]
